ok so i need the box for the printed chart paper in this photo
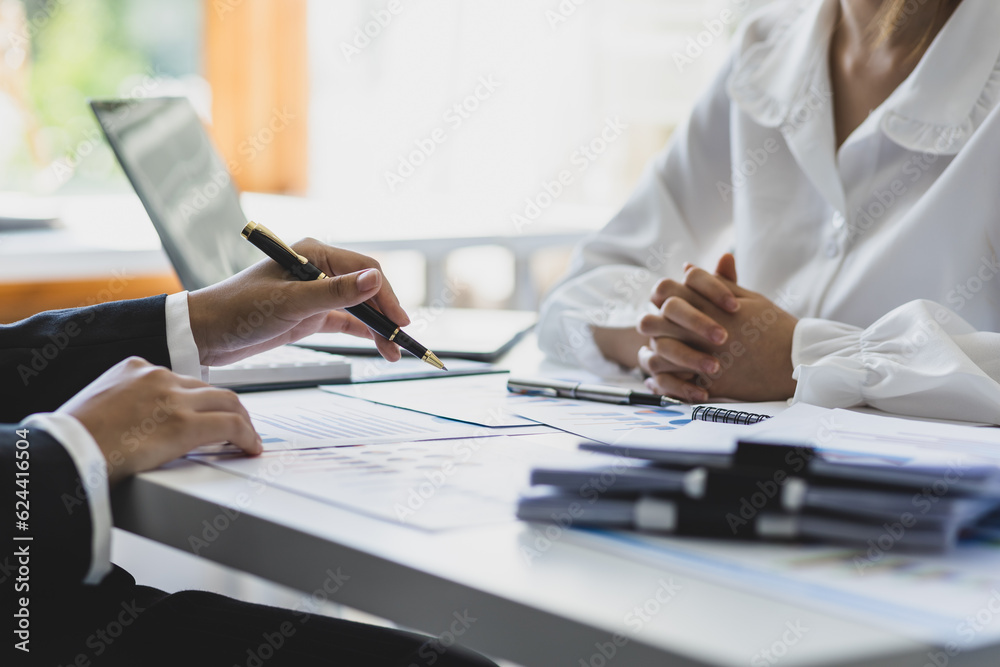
[191,389,514,453]
[322,374,538,427]
[199,435,599,530]
[512,397,788,447]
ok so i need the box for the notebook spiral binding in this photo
[691,405,772,425]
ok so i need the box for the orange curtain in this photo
[204,0,309,194]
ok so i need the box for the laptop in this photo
[298,307,536,362]
[89,97,532,386]
[90,96,351,389]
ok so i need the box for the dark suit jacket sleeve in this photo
[2,422,103,661]
[1,424,94,594]
[0,295,172,423]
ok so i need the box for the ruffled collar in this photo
[727,0,1000,155]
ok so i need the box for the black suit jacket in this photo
[1,296,171,423]
[1,296,171,662]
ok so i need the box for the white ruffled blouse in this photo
[537,0,1000,423]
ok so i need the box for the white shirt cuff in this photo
[165,292,205,380]
[22,413,112,586]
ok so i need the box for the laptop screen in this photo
[91,97,261,290]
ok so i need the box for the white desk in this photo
[110,343,1000,667]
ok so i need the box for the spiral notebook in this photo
[691,405,773,425]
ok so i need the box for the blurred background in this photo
[0,0,772,650]
[0,0,770,322]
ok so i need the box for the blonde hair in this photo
[873,0,960,56]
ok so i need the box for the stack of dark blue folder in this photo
[517,440,1000,551]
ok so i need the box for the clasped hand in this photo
[637,253,798,402]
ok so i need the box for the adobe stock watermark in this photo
[25,599,147,661]
[188,450,297,555]
[231,566,351,667]
[946,255,1000,313]
[511,117,629,233]
[289,566,352,624]
[217,289,290,350]
[234,107,296,164]
[59,599,146,665]
[406,610,478,667]
[176,107,295,221]
[384,75,501,193]
[17,317,86,386]
[750,620,809,666]
[673,0,751,73]
[692,288,800,395]
[392,432,500,523]
[921,588,1000,667]
[853,460,966,573]
[882,0,935,34]
[545,0,591,30]
[60,391,182,515]
[584,243,681,327]
[547,243,681,367]
[883,253,1000,368]
[894,305,953,361]
[42,70,163,191]
[716,85,832,203]
[17,270,132,386]
[340,0,411,63]
[819,123,958,252]
[3,0,70,69]
[213,0,246,20]
[578,578,683,667]
[178,167,234,222]
[723,445,817,536]
[519,452,636,563]
[347,277,465,383]
[843,148,944,247]
[408,278,465,325]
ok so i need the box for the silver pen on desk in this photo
[507,377,684,407]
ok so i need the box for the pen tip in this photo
[423,351,447,371]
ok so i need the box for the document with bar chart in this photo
[510,395,696,446]
[191,388,508,453]
[511,396,789,447]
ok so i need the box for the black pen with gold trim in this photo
[241,221,446,370]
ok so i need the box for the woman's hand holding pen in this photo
[637,253,799,402]
[188,238,411,367]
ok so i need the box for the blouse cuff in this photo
[789,301,1000,423]
[538,266,659,378]
[562,314,637,379]
[790,317,868,409]
[22,412,112,585]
